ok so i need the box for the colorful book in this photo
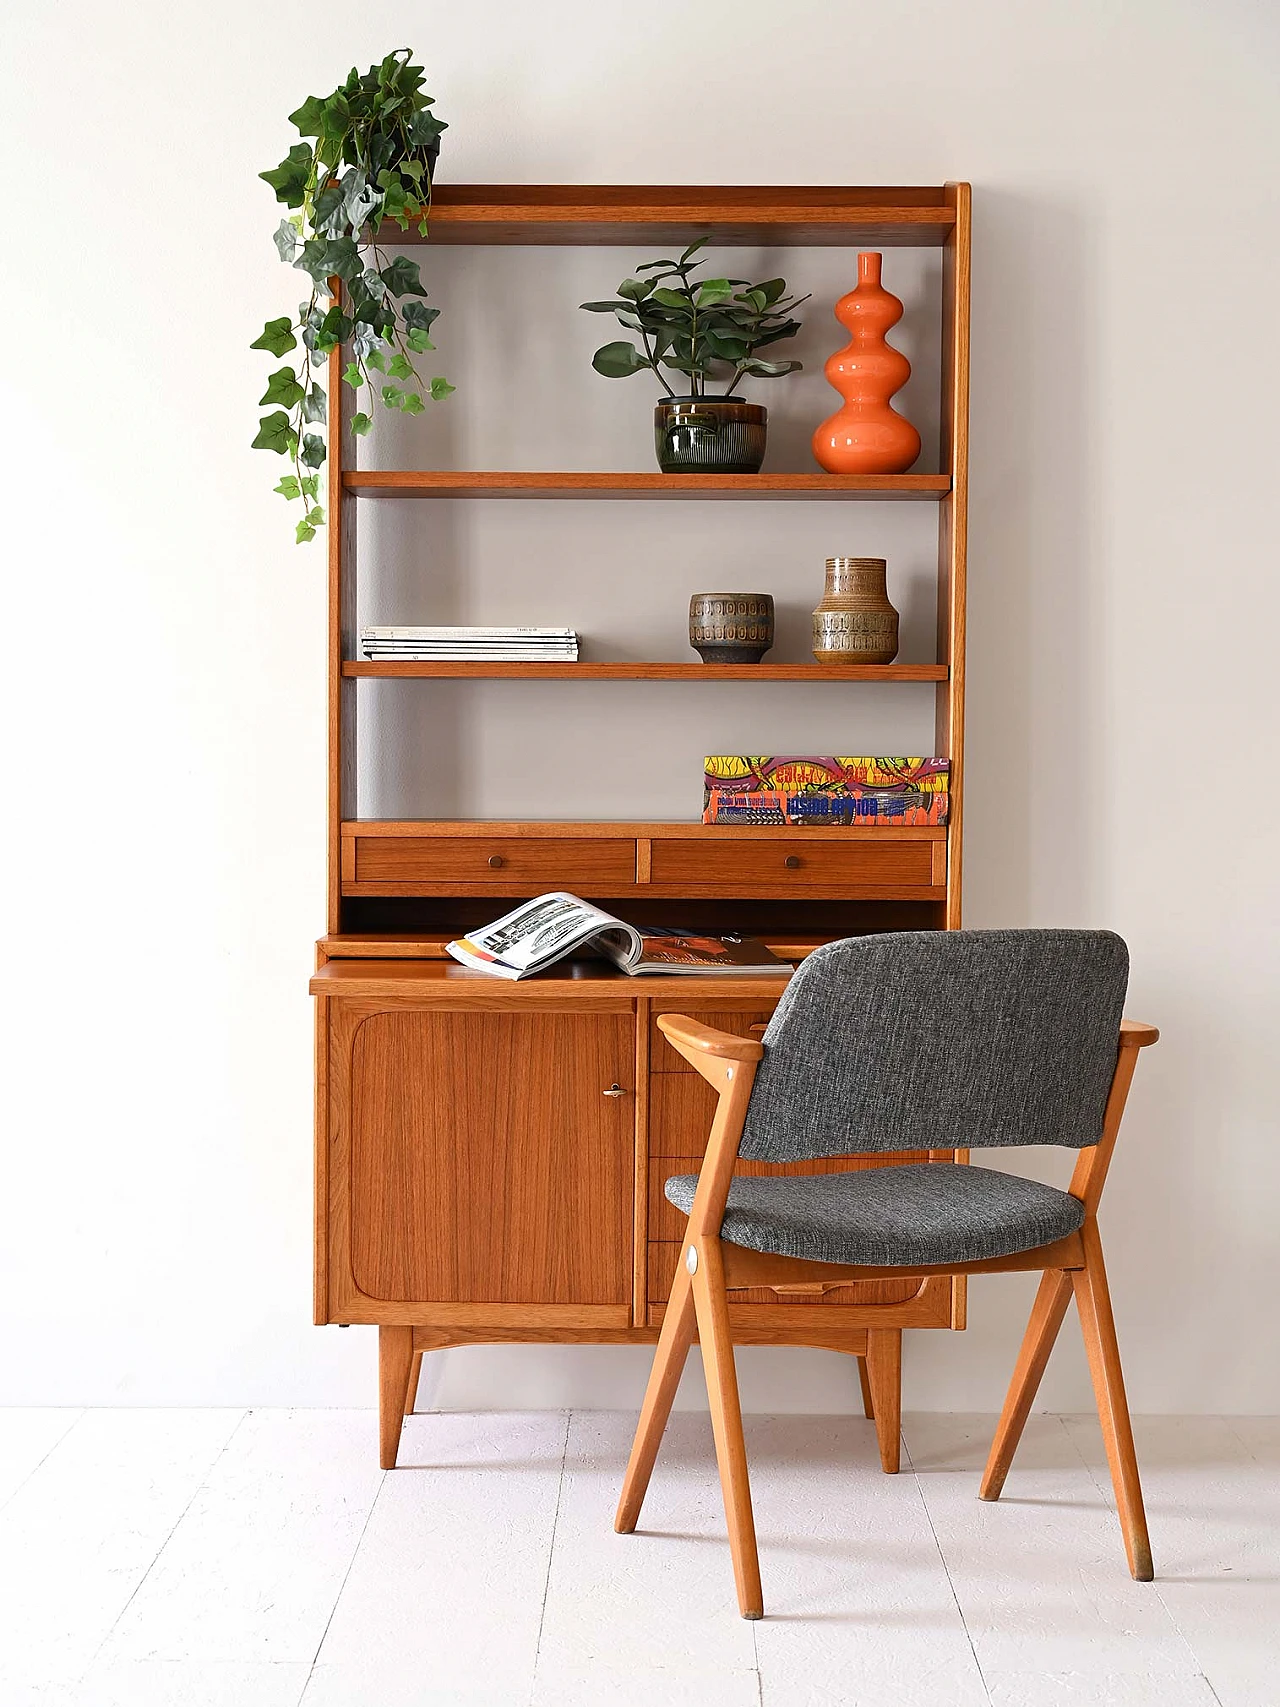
[703,756,949,826]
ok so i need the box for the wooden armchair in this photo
[614,929,1158,1620]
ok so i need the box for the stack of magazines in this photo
[360,625,579,662]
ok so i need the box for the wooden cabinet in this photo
[348,1009,633,1304]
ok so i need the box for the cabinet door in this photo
[348,1009,633,1305]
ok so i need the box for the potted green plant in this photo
[581,239,809,474]
[252,49,454,542]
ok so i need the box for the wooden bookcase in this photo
[311,184,971,1469]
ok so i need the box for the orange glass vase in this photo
[812,252,921,475]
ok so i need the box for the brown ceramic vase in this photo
[812,558,899,663]
[689,592,775,663]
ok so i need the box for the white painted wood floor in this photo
[1,1408,1275,1707]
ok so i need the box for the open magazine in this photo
[447,892,788,980]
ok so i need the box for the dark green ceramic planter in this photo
[654,398,767,474]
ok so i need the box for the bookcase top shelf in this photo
[342,662,948,682]
[377,184,960,247]
[344,472,950,501]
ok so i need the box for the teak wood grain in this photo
[348,1009,633,1304]
[347,833,637,895]
[647,836,942,898]
[344,471,950,500]
[342,660,949,681]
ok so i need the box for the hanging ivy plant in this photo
[252,49,454,542]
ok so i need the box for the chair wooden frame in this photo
[615,1013,1159,1619]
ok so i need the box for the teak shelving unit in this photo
[312,184,971,1471]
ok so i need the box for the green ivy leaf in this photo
[387,351,414,380]
[379,255,428,297]
[401,392,425,415]
[259,366,305,408]
[406,327,434,353]
[295,236,361,285]
[342,362,364,389]
[259,142,314,208]
[295,518,317,544]
[252,411,295,454]
[273,219,299,263]
[303,383,327,423]
[300,433,327,468]
[430,376,456,400]
[365,344,387,372]
[400,300,438,332]
[381,385,403,409]
[306,505,326,526]
[289,94,328,137]
[250,317,297,357]
[301,475,320,499]
[351,412,372,436]
[274,475,302,500]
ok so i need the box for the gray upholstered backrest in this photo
[739,929,1128,1162]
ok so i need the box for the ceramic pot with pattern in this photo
[689,592,775,663]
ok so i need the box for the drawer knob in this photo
[602,1083,626,1098]
[488,854,505,869]
[784,854,801,869]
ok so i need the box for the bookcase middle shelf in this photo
[341,661,949,681]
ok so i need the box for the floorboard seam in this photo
[0,1407,85,1517]
[901,1426,993,1706]
[530,1407,572,1700]
[302,1447,391,1694]
[77,1406,252,1684]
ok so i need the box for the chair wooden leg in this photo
[691,1238,764,1620]
[378,1326,414,1470]
[1071,1224,1153,1581]
[866,1329,902,1473]
[856,1354,876,1421]
[403,1349,425,1417]
[980,1268,1074,1501]
[615,1258,696,1535]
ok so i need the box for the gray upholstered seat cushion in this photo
[663,1163,1085,1268]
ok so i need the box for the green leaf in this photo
[365,344,387,372]
[400,300,438,331]
[305,505,326,525]
[741,358,802,378]
[251,411,294,455]
[250,317,297,357]
[650,288,692,311]
[429,376,456,400]
[757,278,787,305]
[350,412,372,436]
[381,385,403,409]
[401,392,425,415]
[259,142,313,207]
[680,235,710,262]
[387,352,414,380]
[300,433,327,468]
[407,108,446,148]
[617,278,656,301]
[342,361,364,389]
[696,279,734,306]
[406,327,434,353]
[301,475,320,499]
[295,519,317,544]
[273,475,301,500]
[591,341,650,379]
[295,236,361,285]
[580,300,632,313]
[288,94,328,136]
[379,255,429,297]
[259,366,304,408]
[303,383,327,424]
[273,219,299,263]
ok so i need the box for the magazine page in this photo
[622,928,788,976]
[447,892,640,978]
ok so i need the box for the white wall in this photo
[2,0,1277,1414]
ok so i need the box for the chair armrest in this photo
[1120,1019,1159,1048]
[656,1015,765,1088]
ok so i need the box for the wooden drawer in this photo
[649,1007,774,1072]
[649,1154,935,1239]
[345,834,637,895]
[646,1241,925,1308]
[648,835,942,897]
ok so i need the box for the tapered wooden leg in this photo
[856,1354,876,1421]
[403,1349,425,1418]
[866,1329,902,1474]
[980,1268,1074,1501]
[1071,1224,1153,1581]
[692,1238,763,1620]
[378,1326,414,1470]
[615,1258,696,1534]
